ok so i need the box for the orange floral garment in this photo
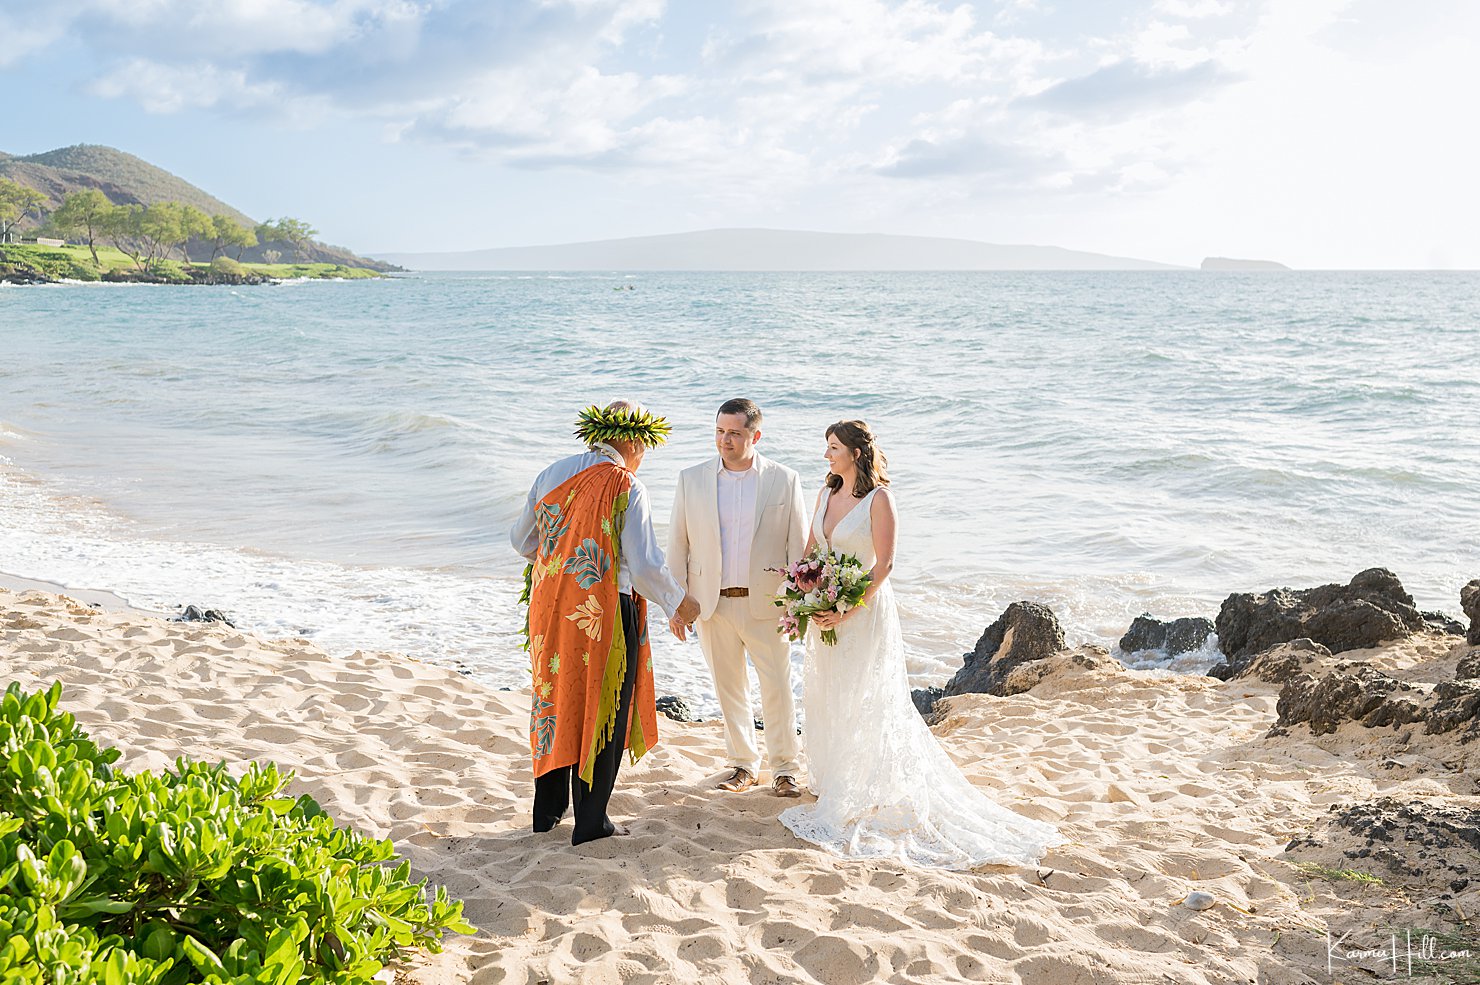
[526,460,658,782]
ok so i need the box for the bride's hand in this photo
[813,610,846,629]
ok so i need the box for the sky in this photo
[2,0,1477,268]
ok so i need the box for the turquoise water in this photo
[2,272,1477,709]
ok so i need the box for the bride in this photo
[779,420,1064,870]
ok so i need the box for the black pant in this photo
[533,593,640,844]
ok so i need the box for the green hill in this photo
[0,144,394,271]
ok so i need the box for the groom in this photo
[668,398,808,797]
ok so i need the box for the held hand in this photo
[668,615,690,642]
[675,594,700,626]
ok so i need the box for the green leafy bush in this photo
[152,260,191,283]
[0,682,475,984]
[0,246,100,281]
[208,257,246,278]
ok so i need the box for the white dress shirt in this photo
[716,463,758,589]
[510,443,686,619]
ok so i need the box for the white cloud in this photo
[5,0,1479,265]
[1154,0,1233,18]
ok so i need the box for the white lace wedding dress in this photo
[779,487,1065,870]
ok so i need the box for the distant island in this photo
[375,228,1189,272]
[0,144,396,285]
[1200,256,1291,271]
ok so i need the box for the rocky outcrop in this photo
[1212,568,1424,678]
[956,602,1065,691]
[911,686,944,717]
[1272,653,1480,742]
[1462,579,1480,645]
[173,604,234,627]
[1118,614,1214,656]
[1285,797,1480,894]
[913,601,1072,716]
[1272,663,1425,736]
[1426,680,1480,741]
[0,265,55,285]
[655,696,698,723]
[1457,649,1480,681]
[1421,610,1467,636]
[1233,638,1331,684]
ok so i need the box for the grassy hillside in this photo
[0,144,396,271]
[2,145,253,224]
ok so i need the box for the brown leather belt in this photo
[718,587,749,598]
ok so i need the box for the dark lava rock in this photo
[1463,579,1480,645]
[173,604,234,627]
[945,601,1066,698]
[1212,568,1424,677]
[911,686,944,717]
[1119,614,1215,655]
[1421,610,1467,636]
[1272,662,1424,736]
[1285,797,1480,893]
[1457,648,1480,682]
[1233,638,1332,684]
[1425,679,1480,741]
[655,695,698,723]
[913,601,1070,717]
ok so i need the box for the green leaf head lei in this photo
[573,404,673,449]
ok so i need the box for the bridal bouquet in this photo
[770,548,871,646]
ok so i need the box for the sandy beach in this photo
[2,583,1476,984]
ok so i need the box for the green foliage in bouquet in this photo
[0,681,475,984]
[572,405,672,449]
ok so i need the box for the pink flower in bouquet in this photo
[794,561,822,592]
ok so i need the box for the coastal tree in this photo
[209,213,257,260]
[0,177,47,243]
[256,216,319,260]
[49,188,113,265]
[103,202,198,274]
[101,204,152,272]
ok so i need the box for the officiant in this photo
[511,401,699,844]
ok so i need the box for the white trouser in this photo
[698,596,801,777]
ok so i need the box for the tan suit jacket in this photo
[668,453,808,622]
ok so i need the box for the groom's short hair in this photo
[717,398,762,430]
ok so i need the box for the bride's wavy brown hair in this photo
[824,420,890,497]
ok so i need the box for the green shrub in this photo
[209,257,246,278]
[0,681,475,984]
[152,261,191,283]
[0,246,99,282]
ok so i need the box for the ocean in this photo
[2,271,1477,714]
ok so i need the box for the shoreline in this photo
[0,569,160,615]
[1,577,1476,983]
